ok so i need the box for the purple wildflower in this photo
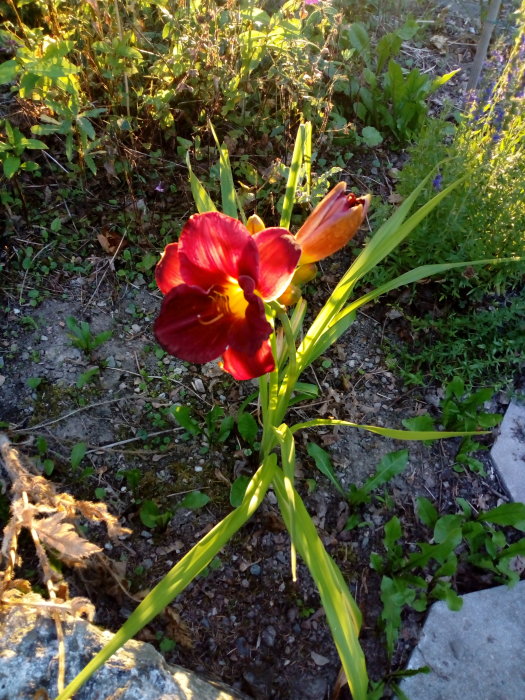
[432,173,443,191]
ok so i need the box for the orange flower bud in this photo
[246,214,266,235]
[295,183,371,264]
[292,262,318,286]
[278,283,302,306]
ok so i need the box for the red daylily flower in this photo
[154,212,301,380]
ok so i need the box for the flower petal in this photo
[221,340,275,380]
[252,227,301,300]
[155,242,184,294]
[179,212,259,290]
[154,285,230,363]
[227,276,273,354]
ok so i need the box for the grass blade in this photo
[209,121,238,218]
[185,151,217,213]
[280,122,307,229]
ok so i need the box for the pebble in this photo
[235,637,251,658]
[262,625,276,647]
[249,563,261,576]
[141,530,152,539]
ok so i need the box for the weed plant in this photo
[1,0,453,181]
[369,8,525,388]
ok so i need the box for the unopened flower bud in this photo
[295,183,371,264]
[246,214,266,235]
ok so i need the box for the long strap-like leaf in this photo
[272,461,368,700]
[55,455,276,700]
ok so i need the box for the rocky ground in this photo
[0,2,522,698]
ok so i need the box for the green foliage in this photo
[371,497,525,656]
[333,19,457,143]
[402,378,500,475]
[76,367,100,389]
[229,475,251,508]
[391,288,525,390]
[441,378,501,475]
[139,490,210,530]
[0,119,47,178]
[139,499,172,530]
[65,316,112,355]
[35,435,55,476]
[371,21,525,389]
[70,441,87,471]
[348,450,409,507]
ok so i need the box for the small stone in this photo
[310,651,330,666]
[262,625,276,647]
[249,563,261,576]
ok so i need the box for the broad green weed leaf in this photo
[169,405,200,435]
[0,60,17,84]
[361,126,383,147]
[3,155,21,179]
[416,497,438,528]
[179,491,210,510]
[230,475,250,507]
[358,450,409,500]
[478,503,525,531]
[70,442,87,470]
[306,442,345,496]
[237,412,259,444]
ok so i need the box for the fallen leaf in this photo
[97,230,127,256]
[431,34,449,51]
[388,192,404,204]
[35,512,102,562]
[164,606,193,649]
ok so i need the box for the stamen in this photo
[198,312,225,326]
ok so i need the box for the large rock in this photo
[0,606,249,699]
[398,581,525,700]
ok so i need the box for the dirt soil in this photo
[0,3,522,699]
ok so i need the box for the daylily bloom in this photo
[154,212,301,380]
[295,183,371,264]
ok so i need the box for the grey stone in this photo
[491,400,525,504]
[398,581,525,700]
[0,606,249,700]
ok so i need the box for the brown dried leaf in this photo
[75,499,131,539]
[34,512,102,562]
[387,192,404,204]
[96,230,127,256]
[164,606,193,649]
[430,34,449,52]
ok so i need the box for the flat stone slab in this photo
[398,581,525,700]
[491,400,525,504]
